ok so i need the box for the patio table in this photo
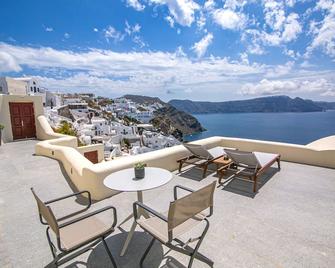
[104,167,173,256]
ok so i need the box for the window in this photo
[33,81,36,85]
[37,88,39,92]
[30,86,33,91]
[34,86,36,93]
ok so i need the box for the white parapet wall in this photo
[35,115,335,201]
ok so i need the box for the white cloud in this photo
[1,42,333,99]
[242,4,302,53]
[191,33,213,57]
[224,0,247,10]
[149,0,199,27]
[281,13,302,42]
[265,61,294,78]
[306,1,335,58]
[103,26,125,43]
[240,78,335,96]
[204,0,215,11]
[165,16,175,28]
[0,42,265,96]
[197,11,206,31]
[126,0,145,11]
[212,9,247,30]
[44,27,53,32]
[64,33,70,39]
[0,51,22,72]
[125,21,141,35]
[93,28,99,32]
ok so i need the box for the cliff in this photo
[169,96,325,114]
[122,95,205,137]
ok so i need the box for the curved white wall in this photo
[35,115,335,201]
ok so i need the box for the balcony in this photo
[1,140,335,267]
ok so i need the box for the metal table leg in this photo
[120,191,149,256]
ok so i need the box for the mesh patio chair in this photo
[31,188,118,267]
[220,149,281,192]
[133,181,216,268]
[178,143,226,178]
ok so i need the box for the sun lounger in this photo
[177,143,226,178]
[220,149,281,192]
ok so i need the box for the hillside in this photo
[169,96,325,114]
[122,95,205,136]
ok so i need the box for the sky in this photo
[0,0,335,101]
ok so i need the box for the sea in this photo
[184,110,335,145]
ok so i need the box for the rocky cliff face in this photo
[123,95,205,137]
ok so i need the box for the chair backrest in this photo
[183,143,213,160]
[168,181,216,232]
[31,188,59,237]
[224,149,260,168]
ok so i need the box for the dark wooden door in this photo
[9,103,36,140]
[84,150,99,164]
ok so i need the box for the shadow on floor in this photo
[177,164,219,182]
[218,167,279,198]
[57,232,164,268]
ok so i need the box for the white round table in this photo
[103,167,173,256]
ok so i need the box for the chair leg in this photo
[140,237,156,268]
[178,160,183,173]
[277,158,281,170]
[187,219,210,268]
[102,238,117,268]
[202,164,208,178]
[253,175,257,193]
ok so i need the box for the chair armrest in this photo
[45,191,92,221]
[173,185,194,200]
[45,190,91,206]
[133,201,167,222]
[59,206,117,229]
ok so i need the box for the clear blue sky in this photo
[0,0,334,101]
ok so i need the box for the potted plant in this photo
[134,162,146,179]
[0,124,4,146]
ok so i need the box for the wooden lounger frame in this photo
[218,154,281,192]
[177,155,222,178]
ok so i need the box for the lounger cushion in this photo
[60,216,112,250]
[207,147,225,159]
[137,212,206,243]
[254,152,279,168]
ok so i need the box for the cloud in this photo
[191,33,213,57]
[125,21,141,35]
[213,9,247,30]
[0,42,265,97]
[149,0,200,27]
[0,51,22,72]
[93,28,99,32]
[64,33,70,39]
[44,26,54,32]
[306,1,335,58]
[165,16,175,28]
[103,26,125,43]
[240,78,335,96]
[126,0,145,11]
[1,42,333,99]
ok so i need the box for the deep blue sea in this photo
[184,111,335,145]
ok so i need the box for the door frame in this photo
[9,102,36,140]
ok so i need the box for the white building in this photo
[0,77,28,95]
[14,77,46,105]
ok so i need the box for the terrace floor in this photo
[1,140,335,268]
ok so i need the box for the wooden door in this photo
[84,150,99,164]
[9,103,36,140]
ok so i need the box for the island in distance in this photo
[169,95,335,114]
